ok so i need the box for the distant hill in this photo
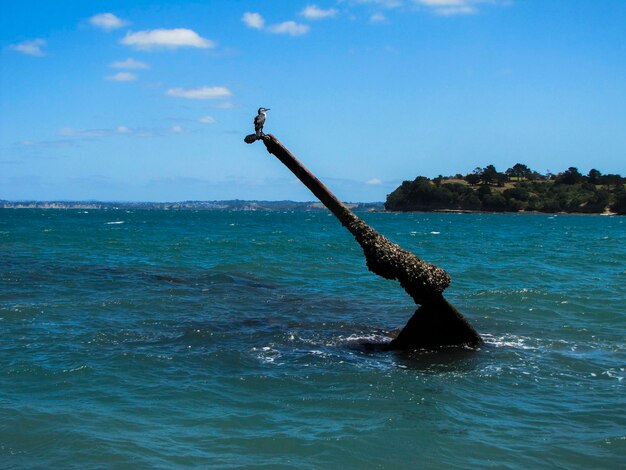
[385,165,626,215]
[0,200,385,212]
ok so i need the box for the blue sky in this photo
[1,0,625,202]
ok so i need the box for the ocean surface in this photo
[1,209,624,469]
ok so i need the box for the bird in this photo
[254,107,270,138]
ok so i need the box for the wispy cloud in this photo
[59,127,110,138]
[415,0,476,15]
[348,0,509,16]
[213,101,235,109]
[268,21,310,36]
[16,124,187,153]
[8,39,46,56]
[199,116,217,124]
[369,12,388,22]
[121,29,215,50]
[166,86,232,100]
[348,0,403,8]
[242,12,265,30]
[243,12,310,36]
[19,138,75,149]
[301,5,338,19]
[110,58,149,69]
[105,72,138,82]
[89,13,128,31]
[366,178,383,185]
[59,126,146,139]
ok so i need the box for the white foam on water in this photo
[340,333,392,344]
[603,370,625,381]
[482,334,537,350]
[105,221,124,225]
[251,345,283,365]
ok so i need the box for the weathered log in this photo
[247,133,482,349]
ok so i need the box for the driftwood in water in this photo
[245,133,482,349]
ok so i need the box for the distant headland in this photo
[0,200,384,212]
[385,165,625,215]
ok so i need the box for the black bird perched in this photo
[254,107,270,138]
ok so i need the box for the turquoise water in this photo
[1,209,625,469]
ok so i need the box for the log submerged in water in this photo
[246,133,482,350]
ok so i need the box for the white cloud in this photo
[242,12,265,29]
[59,127,108,138]
[171,125,185,133]
[110,58,149,69]
[117,127,156,137]
[369,12,387,22]
[57,126,162,140]
[349,0,404,8]
[166,86,232,100]
[366,178,383,185]
[347,0,507,16]
[301,5,338,19]
[8,39,46,56]
[416,0,474,15]
[199,116,217,124]
[214,101,235,109]
[106,72,138,81]
[418,0,464,5]
[121,29,215,50]
[268,21,310,36]
[89,13,128,31]
[244,12,310,36]
[415,0,508,15]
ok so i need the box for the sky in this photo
[1,0,625,202]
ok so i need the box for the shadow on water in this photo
[149,270,279,290]
[350,337,483,372]
[4,255,280,291]
[392,346,483,372]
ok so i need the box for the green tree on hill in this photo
[481,165,499,185]
[587,168,602,184]
[465,173,481,185]
[555,167,584,185]
[506,163,532,181]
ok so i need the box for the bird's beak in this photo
[266,108,271,111]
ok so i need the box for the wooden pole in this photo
[247,133,482,349]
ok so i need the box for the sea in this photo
[1,209,624,469]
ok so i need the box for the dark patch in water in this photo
[153,274,187,284]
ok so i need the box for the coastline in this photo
[0,200,384,212]
[0,200,620,216]
[379,208,620,216]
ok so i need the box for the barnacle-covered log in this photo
[247,133,482,349]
